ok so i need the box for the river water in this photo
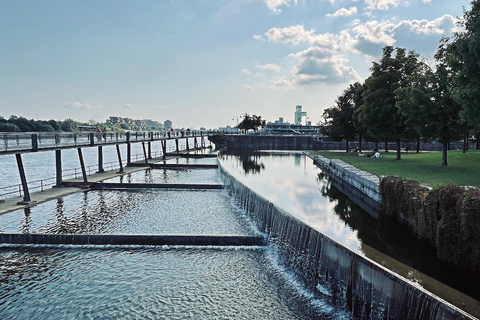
[0,149,353,319]
[0,149,478,318]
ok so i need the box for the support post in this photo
[15,153,31,203]
[161,140,167,159]
[194,137,198,149]
[97,145,104,173]
[77,148,88,185]
[148,141,152,159]
[55,149,63,187]
[175,139,179,154]
[142,142,148,164]
[201,137,205,148]
[186,138,190,151]
[126,132,131,166]
[116,144,124,173]
[31,133,38,152]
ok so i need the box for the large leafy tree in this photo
[237,114,266,132]
[321,82,365,152]
[358,46,420,160]
[396,40,463,166]
[449,0,480,129]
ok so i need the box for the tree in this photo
[396,42,463,166]
[321,82,365,152]
[60,118,78,131]
[237,114,266,132]
[358,46,420,160]
[449,1,480,129]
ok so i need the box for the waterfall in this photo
[219,161,473,320]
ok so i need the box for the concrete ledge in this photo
[90,182,223,190]
[130,163,219,169]
[0,233,265,246]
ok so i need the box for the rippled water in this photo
[0,152,351,319]
[0,246,349,320]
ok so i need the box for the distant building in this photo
[164,120,172,131]
[294,105,307,125]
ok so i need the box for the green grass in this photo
[312,150,480,188]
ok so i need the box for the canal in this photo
[0,150,352,319]
[0,149,478,318]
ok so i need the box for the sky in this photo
[0,0,472,129]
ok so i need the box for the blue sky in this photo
[0,0,471,129]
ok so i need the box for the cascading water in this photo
[219,159,472,319]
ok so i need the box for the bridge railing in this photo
[0,150,164,201]
[0,130,215,154]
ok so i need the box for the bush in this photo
[380,176,480,273]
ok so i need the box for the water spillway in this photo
[218,151,478,319]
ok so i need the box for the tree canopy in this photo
[236,114,266,132]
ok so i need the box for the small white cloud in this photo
[241,69,252,75]
[253,35,263,41]
[243,85,255,90]
[255,63,282,73]
[270,76,293,88]
[64,101,103,110]
[124,104,134,109]
[363,0,406,11]
[326,7,358,17]
[264,25,315,45]
[263,0,298,14]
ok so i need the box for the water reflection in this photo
[220,151,480,302]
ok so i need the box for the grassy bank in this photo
[312,150,480,188]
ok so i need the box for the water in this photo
[0,246,347,319]
[218,151,480,307]
[0,151,351,319]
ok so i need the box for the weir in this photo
[218,157,474,319]
[0,233,265,246]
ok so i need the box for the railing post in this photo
[186,137,190,151]
[97,145,104,173]
[77,148,88,185]
[55,149,63,187]
[126,132,131,166]
[175,139,179,154]
[31,133,38,152]
[89,133,95,146]
[161,140,167,159]
[116,144,124,173]
[142,142,148,164]
[15,153,32,204]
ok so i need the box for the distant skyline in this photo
[0,0,471,129]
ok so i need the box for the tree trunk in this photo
[463,132,468,153]
[385,142,388,153]
[345,139,349,152]
[416,138,420,153]
[358,134,363,153]
[396,139,401,160]
[374,141,378,152]
[442,139,448,166]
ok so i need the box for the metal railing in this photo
[0,130,215,154]
[0,150,164,200]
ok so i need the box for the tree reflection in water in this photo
[316,171,480,300]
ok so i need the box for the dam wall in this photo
[218,157,473,319]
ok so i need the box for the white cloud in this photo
[394,14,459,35]
[270,76,293,88]
[364,0,406,11]
[124,104,135,109]
[326,7,358,17]
[263,0,298,14]
[241,69,252,75]
[263,25,316,45]
[255,63,282,72]
[292,48,361,85]
[253,35,263,41]
[243,85,255,90]
[64,101,103,110]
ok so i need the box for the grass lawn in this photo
[312,150,480,188]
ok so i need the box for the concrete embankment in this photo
[308,153,381,218]
[218,155,475,319]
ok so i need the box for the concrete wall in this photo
[310,154,381,218]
